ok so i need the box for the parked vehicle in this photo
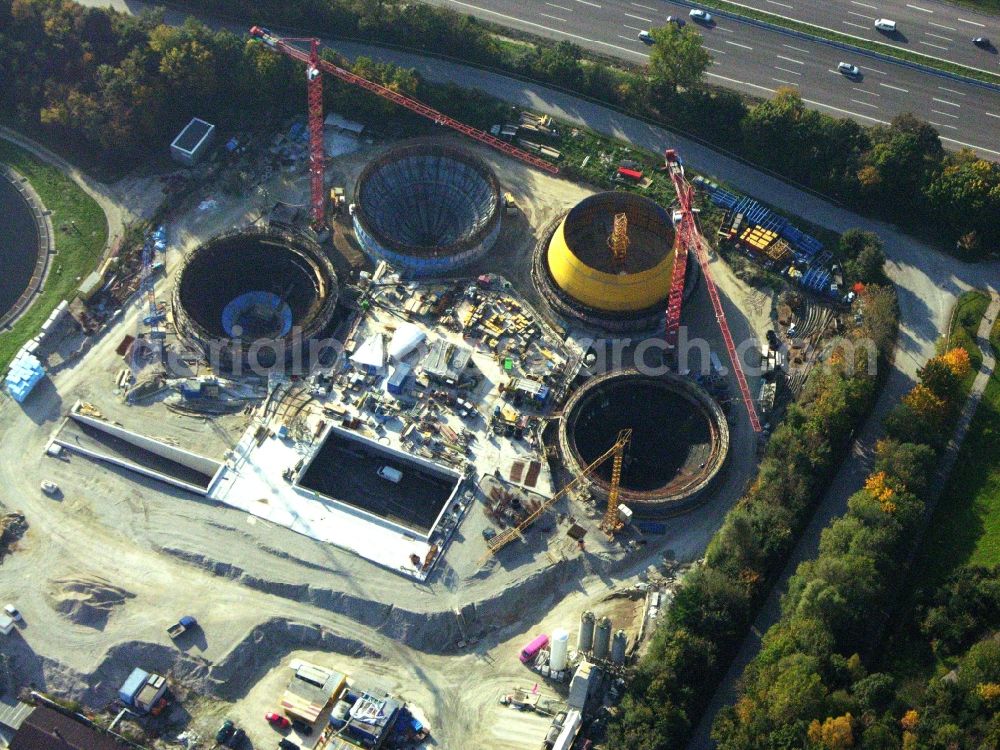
[666,15,686,26]
[973,36,991,48]
[520,634,550,664]
[265,712,290,729]
[40,480,59,496]
[838,62,861,77]
[225,727,246,748]
[167,615,196,639]
[689,8,713,23]
[874,18,897,32]
[215,719,235,744]
[4,605,22,622]
[637,29,652,43]
[377,465,402,483]
[278,740,298,750]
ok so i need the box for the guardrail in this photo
[671,0,1000,93]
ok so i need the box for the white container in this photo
[550,628,570,672]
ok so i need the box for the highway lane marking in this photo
[850,98,880,109]
[933,97,961,107]
[843,21,869,30]
[866,66,888,75]
[623,24,645,31]
[938,86,966,96]
[931,109,959,118]
[850,0,877,8]
[441,0,649,58]
[705,46,727,54]
[924,32,953,41]
[617,34,639,41]
[929,121,958,130]
[572,0,602,6]
[726,40,754,49]
[929,21,957,31]
[631,2,656,9]
[986,112,1000,119]
[772,78,798,85]
[848,11,876,20]
[546,2,572,11]
[919,41,948,50]
[623,12,653,22]
[783,43,810,53]
[940,136,1000,155]
[715,26,734,33]
[776,54,804,64]
[957,18,985,27]
[774,65,802,75]
[766,0,793,8]
[906,3,933,12]
[853,87,880,96]
[539,12,568,22]
[880,82,909,92]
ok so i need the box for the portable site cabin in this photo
[170,118,216,166]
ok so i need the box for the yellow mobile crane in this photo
[479,428,632,565]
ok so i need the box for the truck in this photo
[167,615,196,639]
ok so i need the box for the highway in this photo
[727,0,1000,72]
[426,0,1000,156]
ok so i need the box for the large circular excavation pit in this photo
[534,192,677,331]
[560,370,728,514]
[353,142,503,276]
[173,227,338,369]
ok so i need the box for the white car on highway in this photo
[689,9,713,23]
[838,62,861,77]
[874,18,897,32]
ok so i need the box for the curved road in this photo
[425,0,1000,156]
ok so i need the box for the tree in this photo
[839,230,887,285]
[807,713,855,749]
[647,23,710,97]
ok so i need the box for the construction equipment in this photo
[479,428,632,565]
[130,235,162,376]
[601,428,631,536]
[608,213,629,270]
[249,27,559,229]
[663,149,762,434]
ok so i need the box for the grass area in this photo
[946,289,989,387]
[694,0,1000,87]
[917,309,1000,587]
[0,139,108,372]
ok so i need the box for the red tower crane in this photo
[663,149,762,434]
[249,27,559,228]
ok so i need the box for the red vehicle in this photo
[265,712,290,729]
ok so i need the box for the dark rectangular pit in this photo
[298,426,460,536]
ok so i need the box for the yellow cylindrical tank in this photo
[547,192,674,313]
[547,201,674,312]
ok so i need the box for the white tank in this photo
[550,628,570,672]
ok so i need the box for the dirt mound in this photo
[0,511,28,563]
[48,575,135,629]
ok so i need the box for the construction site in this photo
[0,26,853,750]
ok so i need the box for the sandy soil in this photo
[0,134,759,750]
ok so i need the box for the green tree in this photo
[647,23,710,97]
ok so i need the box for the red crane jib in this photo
[663,149,762,435]
[248,27,560,225]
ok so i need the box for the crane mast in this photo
[249,27,559,229]
[663,149,762,434]
[479,427,632,564]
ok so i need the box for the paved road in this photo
[425,0,1000,156]
[732,0,1000,72]
[688,290,1000,750]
